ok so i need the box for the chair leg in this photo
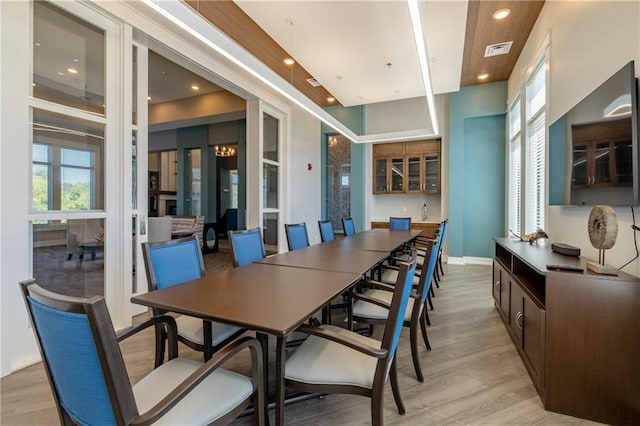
[438,252,445,277]
[410,321,424,382]
[154,324,166,368]
[428,292,434,311]
[430,285,436,298]
[423,299,431,326]
[389,357,406,415]
[434,268,440,288]
[420,311,432,351]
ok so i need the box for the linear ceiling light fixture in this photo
[407,0,439,136]
[140,0,359,143]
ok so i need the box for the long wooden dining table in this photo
[131,229,421,425]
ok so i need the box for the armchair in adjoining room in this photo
[19,279,264,426]
[169,215,204,248]
[142,235,245,366]
[66,219,104,261]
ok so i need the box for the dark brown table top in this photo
[256,244,389,275]
[131,263,360,336]
[322,228,423,252]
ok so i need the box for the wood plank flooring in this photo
[1,264,601,425]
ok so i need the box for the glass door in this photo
[262,112,280,254]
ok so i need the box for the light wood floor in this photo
[1,264,600,425]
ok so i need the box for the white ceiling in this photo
[235,0,468,107]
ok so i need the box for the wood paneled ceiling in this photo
[184,0,545,109]
[461,1,545,87]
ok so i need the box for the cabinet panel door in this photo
[492,261,502,306]
[509,281,523,343]
[522,294,545,386]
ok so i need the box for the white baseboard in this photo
[447,256,493,266]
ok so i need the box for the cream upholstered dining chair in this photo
[284,254,418,425]
[352,240,437,382]
[19,279,264,426]
[142,235,245,366]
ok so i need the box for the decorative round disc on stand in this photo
[588,205,618,249]
[586,205,619,275]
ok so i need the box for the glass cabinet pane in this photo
[424,154,439,191]
[375,159,387,192]
[33,2,105,114]
[390,158,404,191]
[571,144,588,186]
[407,156,421,191]
[593,142,611,184]
[615,141,632,184]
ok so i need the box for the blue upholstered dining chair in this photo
[389,216,412,231]
[342,217,356,236]
[19,279,264,426]
[228,227,266,267]
[285,255,418,425]
[142,235,245,366]
[352,241,438,382]
[318,220,335,242]
[285,222,310,251]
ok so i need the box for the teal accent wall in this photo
[462,115,506,257]
[548,117,566,205]
[449,82,507,258]
[321,105,365,232]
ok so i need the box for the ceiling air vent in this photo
[306,77,322,87]
[484,41,513,57]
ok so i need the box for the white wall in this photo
[371,194,442,222]
[509,0,640,275]
[288,104,322,245]
[365,96,429,134]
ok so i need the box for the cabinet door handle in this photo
[515,311,523,329]
[494,280,501,291]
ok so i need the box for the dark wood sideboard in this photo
[493,238,640,424]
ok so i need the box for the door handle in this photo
[515,311,523,329]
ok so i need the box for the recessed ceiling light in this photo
[493,8,511,20]
[32,83,36,87]
[283,57,295,66]
[67,68,78,74]
[327,97,336,103]
[191,85,200,91]
[57,72,64,76]
[34,42,41,47]
[147,96,152,101]
[72,58,79,63]
[478,73,490,80]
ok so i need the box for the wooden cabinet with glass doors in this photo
[571,118,632,189]
[373,140,441,194]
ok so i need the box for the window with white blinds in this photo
[524,61,546,234]
[507,51,547,238]
[508,99,522,236]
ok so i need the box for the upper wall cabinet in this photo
[373,140,441,194]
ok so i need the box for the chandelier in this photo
[215,145,236,157]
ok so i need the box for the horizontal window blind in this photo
[508,98,522,236]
